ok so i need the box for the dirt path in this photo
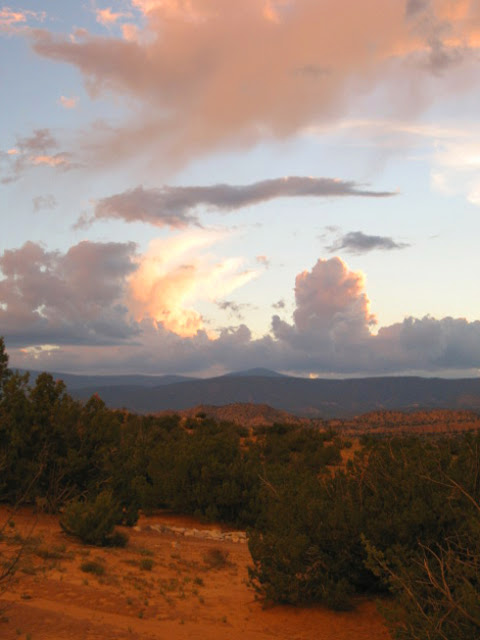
[0,508,390,640]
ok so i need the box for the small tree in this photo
[0,337,11,399]
[60,491,128,547]
[364,470,480,640]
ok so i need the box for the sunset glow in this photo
[128,233,257,338]
[1,0,480,376]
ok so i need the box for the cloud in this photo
[59,95,78,109]
[130,0,204,21]
[404,0,470,74]
[82,177,395,228]
[0,241,139,346]
[406,0,429,18]
[293,258,376,337]
[272,299,285,310]
[268,257,480,374]
[3,244,480,377]
[84,185,200,229]
[32,194,57,212]
[372,315,480,371]
[326,231,410,254]
[216,300,251,321]
[256,255,270,268]
[128,231,258,337]
[96,8,131,26]
[318,118,480,208]
[17,128,57,154]
[31,154,71,167]
[0,8,28,30]
[0,7,45,33]
[430,137,480,206]
[0,234,257,346]
[29,0,480,166]
[272,258,376,357]
[1,128,77,182]
[121,23,139,41]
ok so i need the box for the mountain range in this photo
[21,367,480,418]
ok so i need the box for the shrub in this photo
[203,547,229,569]
[60,491,128,547]
[365,535,480,640]
[107,530,129,547]
[80,560,105,576]
[139,558,154,571]
[248,433,480,618]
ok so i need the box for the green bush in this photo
[248,434,480,615]
[60,491,128,547]
[247,470,363,609]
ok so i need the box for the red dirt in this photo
[0,507,390,640]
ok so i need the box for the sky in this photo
[1,0,480,378]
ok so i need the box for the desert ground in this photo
[0,507,390,640]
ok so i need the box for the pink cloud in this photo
[32,154,69,167]
[262,0,292,24]
[130,0,198,18]
[59,95,78,109]
[30,0,480,166]
[96,7,131,26]
[121,23,139,41]
[271,257,376,361]
[2,128,79,181]
[294,257,376,335]
[0,7,45,32]
[0,8,27,28]
[128,232,257,337]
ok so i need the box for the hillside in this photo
[156,404,480,435]
[69,374,480,418]
[160,403,308,427]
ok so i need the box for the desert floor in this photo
[0,507,390,640]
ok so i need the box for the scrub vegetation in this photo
[0,337,478,639]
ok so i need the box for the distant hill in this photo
[19,370,195,390]
[67,373,480,418]
[156,405,480,434]
[168,403,307,427]
[220,368,289,378]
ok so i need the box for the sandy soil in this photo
[0,507,390,640]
